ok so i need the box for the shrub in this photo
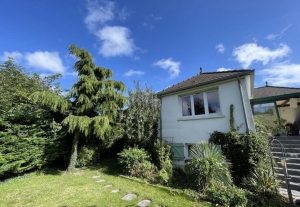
[185,141,232,191]
[152,138,172,184]
[242,164,280,206]
[76,146,96,167]
[209,130,271,185]
[205,185,248,207]
[130,161,157,182]
[117,147,150,175]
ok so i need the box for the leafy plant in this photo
[205,185,248,207]
[76,146,96,167]
[152,138,172,184]
[126,81,160,148]
[185,141,232,191]
[117,147,150,175]
[272,118,290,136]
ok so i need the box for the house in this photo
[157,69,256,168]
[251,85,300,134]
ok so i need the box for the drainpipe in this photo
[237,76,249,133]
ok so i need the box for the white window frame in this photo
[178,89,223,120]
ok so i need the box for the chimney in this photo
[200,67,203,74]
[266,81,268,86]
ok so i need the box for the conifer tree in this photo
[31,44,126,172]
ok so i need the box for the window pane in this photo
[193,93,205,115]
[207,91,220,114]
[182,96,192,116]
[252,102,277,127]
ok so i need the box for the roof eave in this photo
[251,92,300,103]
[157,70,254,97]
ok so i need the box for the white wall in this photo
[160,76,253,167]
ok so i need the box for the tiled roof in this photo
[253,86,300,99]
[157,69,254,96]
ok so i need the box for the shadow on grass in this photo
[86,158,121,176]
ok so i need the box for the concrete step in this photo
[278,174,300,184]
[272,136,300,141]
[272,140,300,145]
[271,152,300,158]
[278,188,300,204]
[272,143,300,149]
[274,166,300,176]
[272,156,300,165]
[270,147,300,153]
[280,181,300,191]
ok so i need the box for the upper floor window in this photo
[181,90,220,117]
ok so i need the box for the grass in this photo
[0,161,212,207]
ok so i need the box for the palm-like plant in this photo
[185,141,232,191]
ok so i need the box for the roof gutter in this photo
[237,76,249,134]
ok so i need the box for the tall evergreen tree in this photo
[31,44,126,172]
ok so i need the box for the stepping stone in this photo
[138,200,152,207]
[103,184,112,188]
[122,193,137,201]
[111,189,120,193]
[96,180,105,182]
[92,176,101,178]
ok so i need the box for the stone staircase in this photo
[269,136,300,202]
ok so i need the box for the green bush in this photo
[242,164,280,206]
[209,130,271,185]
[185,141,232,191]
[152,139,172,184]
[130,161,157,182]
[205,185,248,207]
[76,146,96,167]
[118,147,150,175]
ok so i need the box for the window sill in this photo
[177,114,225,121]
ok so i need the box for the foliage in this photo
[117,147,150,175]
[76,146,96,167]
[129,161,158,182]
[209,130,271,185]
[272,118,290,136]
[30,44,127,172]
[126,81,160,148]
[242,164,280,206]
[185,141,232,191]
[0,58,69,178]
[205,185,248,207]
[152,138,172,184]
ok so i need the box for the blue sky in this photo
[1,0,300,93]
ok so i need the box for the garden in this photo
[0,45,291,206]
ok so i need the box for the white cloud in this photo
[216,43,225,53]
[96,26,135,57]
[124,70,144,77]
[25,51,66,73]
[232,43,291,68]
[153,58,181,79]
[217,67,233,72]
[265,24,292,41]
[0,51,23,63]
[84,0,115,32]
[260,62,300,87]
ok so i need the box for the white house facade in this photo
[157,69,255,168]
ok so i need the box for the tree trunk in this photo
[67,130,80,172]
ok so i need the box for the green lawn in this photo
[0,162,212,207]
